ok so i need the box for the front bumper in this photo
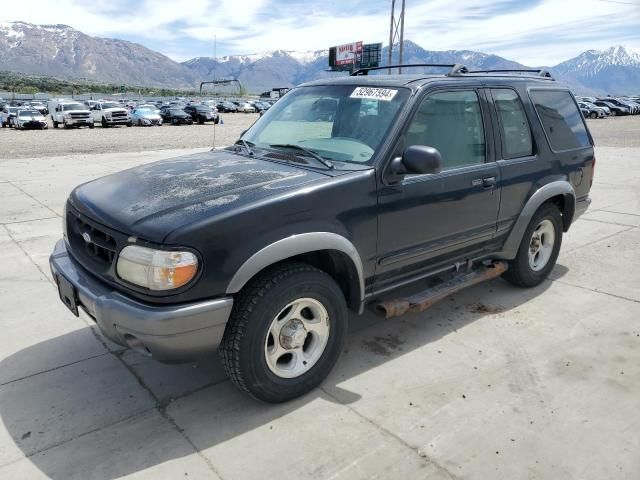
[19,121,47,129]
[49,239,234,362]
[67,118,93,126]
[103,117,130,124]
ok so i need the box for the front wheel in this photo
[589,111,598,119]
[220,262,348,403]
[101,118,108,128]
[503,203,563,288]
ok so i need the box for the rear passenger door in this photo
[375,88,500,288]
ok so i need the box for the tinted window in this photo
[492,89,533,159]
[405,90,485,169]
[530,90,590,151]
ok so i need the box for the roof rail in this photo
[350,64,469,77]
[466,68,554,79]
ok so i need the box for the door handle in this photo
[482,176,496,188]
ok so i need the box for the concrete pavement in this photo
[0,143,638,479]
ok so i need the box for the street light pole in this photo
[388,0,406,74]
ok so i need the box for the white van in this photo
[47,100,93,129]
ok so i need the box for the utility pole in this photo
[388,0,406,74]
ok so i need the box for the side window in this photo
[529,90,591,151]
[491,89,533,159]
[405,90,485,170]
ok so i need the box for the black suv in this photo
[159,106,193,125]
[184,104,220,124]
[50,65,594,403]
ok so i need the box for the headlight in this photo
[116,245,198,290]
[64,114,72,119]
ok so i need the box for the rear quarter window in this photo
[529,89,591,151]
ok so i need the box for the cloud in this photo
[1,0,639,65]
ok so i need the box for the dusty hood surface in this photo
[70,149,330,242]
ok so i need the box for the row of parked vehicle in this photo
[575,95,640,118]
[0,96,273,130]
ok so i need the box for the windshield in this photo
[101,102,120,109]
[63,103,84,111]
[137,108,154,114]
[19,110,39,117]
[242,85,409,165]
[170,109,185,115]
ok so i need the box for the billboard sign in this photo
[334,41,363,66]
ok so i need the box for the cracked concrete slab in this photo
[166,383,450,480]
[0,410,220,480]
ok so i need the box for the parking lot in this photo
[0,116,639,479]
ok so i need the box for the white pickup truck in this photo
[47,100,93,129]
[91,101,132,127]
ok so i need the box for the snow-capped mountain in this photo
[549,45,640,94]
[1,21,638,94]
[0,21,197,88]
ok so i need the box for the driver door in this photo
[375,88,500,289]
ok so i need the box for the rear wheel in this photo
[220,262,348,403]
[503,203,563,288]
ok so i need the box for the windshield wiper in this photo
[269,144,334,169]
[234,139,255,155]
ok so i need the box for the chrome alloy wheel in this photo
[528,219,555,271]
[265,298,330,379]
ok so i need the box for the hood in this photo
[139,112,161,119]
[70,149,331,243]
[66,108,91,114]
[20,115,45,121]
[104,107,128,113]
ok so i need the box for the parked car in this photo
[91,101,132,127]
[0,106,18,127]
[593,100,629,116]
[216,101,238,113]
[578,102,606,119]
[14,109,48,130]
[27,101,48,115]
[48,100,94,129]
[131,107,163,126]
[236,102,257,113]
[50,66,594,403]
[159,106,193,125]
[598,98,636,115]
[184,104,220,124]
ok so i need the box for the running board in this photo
[376,261,508,318]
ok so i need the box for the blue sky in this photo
[2,0,639,65]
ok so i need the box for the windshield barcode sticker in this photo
[350,87,398,101]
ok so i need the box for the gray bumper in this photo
[574,196,592,220]
[49,240,233,362]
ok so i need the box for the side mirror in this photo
[388,145,442,182]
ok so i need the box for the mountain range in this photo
[1,21,638,94]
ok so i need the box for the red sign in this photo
[334,41,363,65]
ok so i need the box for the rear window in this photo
[530,90,591,151]
[492,89,533,159]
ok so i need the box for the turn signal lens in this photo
[116,246,198,291]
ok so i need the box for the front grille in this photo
[70,112,90,119]
[65,204,125,275]
[111,111,128,119]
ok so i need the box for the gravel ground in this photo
[0,113,258,159]
[0,113,637,159]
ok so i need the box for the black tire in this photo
[53,120,58,129]
[611,110,617,117]
[171,118,177,125]
[198,117,205,125]
[63,121,70,129]
[502,203,563,288]
[89,123,95,129]
[220,262,348,403]
[126,121,132,127]
[589,111,598,119]
[101,118,108,128]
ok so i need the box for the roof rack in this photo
[466,68,554,79]
[351,63,469,77]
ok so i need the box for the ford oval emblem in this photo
[82,232,92,244]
